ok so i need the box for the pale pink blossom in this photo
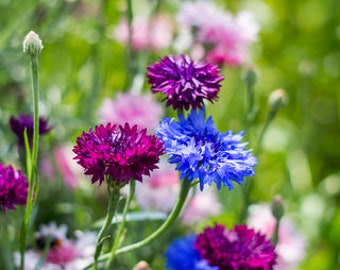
[113,15,173,51]
[181,187,222,225]
[14,222,96,270]
[247,204,307,270]
[98,93,163,131]
[54,145,83,189]
[134,161,180,213]
[176,0,259,66]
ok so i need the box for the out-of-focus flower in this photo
[99,93,163,131]
[14,222,96,270]
[195,224,277,269]
[165,235,218,270]
[0,163,28,212]
[133,260,151,270]
[247,204,307,270]
[23,30,43,56]
[156,109,257,190]
[147,55,223,111]
[54,145,84,189]
[9,114,52,147]
[134,160,179,213]
[114,15,173,51]
[177,1,259,66]
[73,123,164,186]
[181,187,221,225]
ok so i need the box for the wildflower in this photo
[23,31,43,56]
[114,15,173,51]
[9,114,52,147]
[165,235,218,270]
[195,224,277,269]
[99,93,163,131]
[247,204,307,270]
[177,1,259,66]
[73,123,164,185]
[147,55,223,111]
[156,109,257,190]
[0,163,28,212]
[14,222,96,270]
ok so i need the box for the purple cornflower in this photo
[147,55,223,111]
[195,224,277,270]
[0,163,28,212]
[9,114,52,146]
[73,123,164,186]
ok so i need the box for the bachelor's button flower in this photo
[23,31,43,56]
[195,224,277,269]
[155,109,257,190]
[147,55,223,111]
[165,235,218,270]
[0,163,28,212]
[9,114,52,147]
[99,93,163,131]
[73,123,164,186]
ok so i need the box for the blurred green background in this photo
[0,0,339,269]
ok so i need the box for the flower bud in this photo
[271,195,284,222]
[133,260,151,270]
[23,31,43,56]
[268,89,288,109]
[243,65,257,89]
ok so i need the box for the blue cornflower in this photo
[165,235,218,270]
[155,109,257,190]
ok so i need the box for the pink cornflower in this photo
[15,222,96,270]
[113,15,173,51]
[98,93,163,131]
[177,0,259,66]
[247,204,307,270]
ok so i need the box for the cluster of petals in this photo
[98,92,163,131]
[9,114,52,146]
[73,123,164,185]
[194,224,277,269]
[0,163,28,212]
[247,204,307,270]
[15,222,96,270]
[155,109,257,190]
[147,55,223,111]
[113,15,173,51]
[177,0,259,66]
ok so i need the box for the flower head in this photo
[147,55,223,111]
[15,222,96,270]
[99,93,163,131]
[165,235,218,270]
[195,224,277,269]
[0,163,28,212]
[156,109,257,190]
[23,31,43,56]
[9,114,52,146]
[73,123,164,185]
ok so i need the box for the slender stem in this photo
[93,184,120,269]
[272,218,281,246]
[20,55,40,270]
[124,0,135,91]
[106,181,135,269]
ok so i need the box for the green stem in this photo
[93,184,120,269]
[272,218,281,246]
[20,55,40,270]
[106,181,135,269]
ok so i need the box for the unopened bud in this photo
[271,195,284,222]
[23,31,43,56]
[243,66,257,88]
[133,260,151,270]
[268,89,288,108]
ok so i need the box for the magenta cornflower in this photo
[147,55,224,110]
[0,163,28,212]
[195,224,277,270]
[9,114,52,146]
[73,123,164,185]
